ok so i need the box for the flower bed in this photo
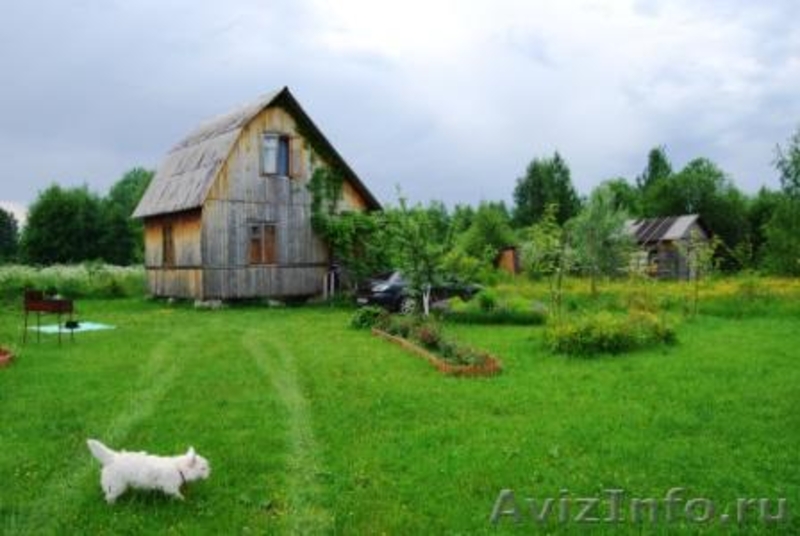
[371,327,502,377]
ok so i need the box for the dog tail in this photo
[87,439,116,465]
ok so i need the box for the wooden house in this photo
[625,215,710,279]
[133,87,381,300]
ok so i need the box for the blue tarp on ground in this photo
[29,322,115,334]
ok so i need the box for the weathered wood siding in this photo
[202,106,332,298]
[142,210,204,297]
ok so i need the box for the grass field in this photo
[0,291,798,534]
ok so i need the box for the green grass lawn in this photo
[0,298,798,534]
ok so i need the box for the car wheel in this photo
[399,297,417,315]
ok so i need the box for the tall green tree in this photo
[512,152,580,227]
[568,183,634,296]
[774,126,800,197]
[0,207,19,262]
[457,201,516,263]
[103,168,154,264]
[747,187,782,266]
[386,195,450,315]
[636,146,673,192]
[21,185,104,264]
[603,177,642,216]
[519,205,574,321]
[763,127,800,275]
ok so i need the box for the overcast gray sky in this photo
[1,0,799,223]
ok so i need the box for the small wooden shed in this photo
[133,87,381,300]
[625,215,710,279]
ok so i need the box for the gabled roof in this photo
[133,87,380,218]
[625,215,707,245]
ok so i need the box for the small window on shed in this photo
[162,224,175,267]
[248,223,277,265]
[262,133,290,176]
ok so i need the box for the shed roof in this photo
[625,215,706,244]
[133,87,381,218]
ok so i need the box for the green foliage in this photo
[763,196,800,276]
[676,230,722,316]
[603,177,642,216]
[774,125,800,197]
[476,289,498,312]
[19,169,152,266]
[519,205,574,320]
[568,183,634,295]
[0,263,145,302]
[636,146,673,191]
[456,201,516,264]
[21,185,105,264]
[445,291,547,325]
[545,311,676,356]
[512,152,580,227]
[384,194,451,313]
[308,166,345,224]
[308,167,391,289]
[747,187,782,266]
[0,207,19,262]
[104,167,153,264]
[378,314,491,366]
[349,305,388,330]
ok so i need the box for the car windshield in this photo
[387,272,404,284]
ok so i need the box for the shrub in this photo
[411,321,442,349]
[350,306,388,330]
[444,309,546,326]
[373,314,495,369]
[476,289,498,312]
[0,264,145,302]
[545,311,676,356]
[383,315,417,339]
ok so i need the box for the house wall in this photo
[201,105,365,299]
[142,209,204,297]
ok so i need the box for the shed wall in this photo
[202,106,330,298]
[142,210,204,297]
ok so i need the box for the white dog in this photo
[87,439,210,503]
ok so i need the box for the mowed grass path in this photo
[0,299,798,534]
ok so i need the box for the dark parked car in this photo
[356,271,480,313]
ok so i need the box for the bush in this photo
[445,293,547,325]
[0,264,145,303]
[445,309,546,326]
[476,289,498,312]
[411,321,442,349]
[382,315,417,339]
[374,314,494,368]
[545,311,676,356]
[350,306,388,330]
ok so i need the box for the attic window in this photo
[262,133,304,178]
[262,133,290,176]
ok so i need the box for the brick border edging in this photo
[371,328,502,377]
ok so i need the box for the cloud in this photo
[0,201,27,227]
[0,0,797,210]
